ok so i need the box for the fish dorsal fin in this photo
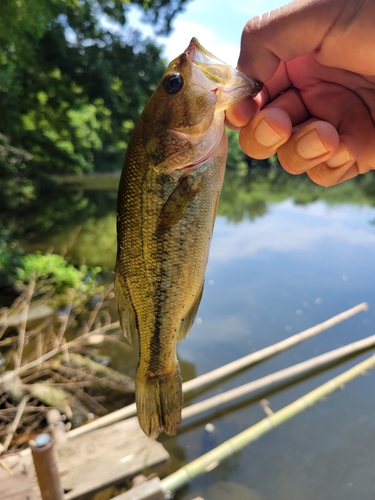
[177,284,204,341]
[156,176,199,237]
[114,271,138,345]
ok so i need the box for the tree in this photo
[0,0,191,273]
[0,0,183,175]
[0,0,191,239]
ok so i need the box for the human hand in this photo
[226,0,375,186]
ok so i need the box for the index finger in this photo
[238,0,340,81]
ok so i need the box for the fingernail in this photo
[254,119,283,147]
[297,129,328,159]
[326,143,351,167]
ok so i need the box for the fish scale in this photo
[115,38,262,437]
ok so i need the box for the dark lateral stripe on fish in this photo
[149,313,163,372]
[147,233,183,373]
[148,252,169,372]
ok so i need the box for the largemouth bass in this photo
[115,38,261,437]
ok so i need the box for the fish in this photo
[115,37,262,438]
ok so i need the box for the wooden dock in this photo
[1,416,169,500]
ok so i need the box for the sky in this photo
[128,0,288,66]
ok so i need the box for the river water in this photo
[22,170,375,500]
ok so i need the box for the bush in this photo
[0,134,35,215]
[16,252,102,307]
[0,239,23,288]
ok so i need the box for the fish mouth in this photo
[185,37,262,98]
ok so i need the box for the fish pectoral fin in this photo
[178,284,204,341]
[114,270,138,345]
[156,176,199,238]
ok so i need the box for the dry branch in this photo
[59,353,134,391]
[15,320,120,376]
[0,396,28,454]
[0,284,130,453]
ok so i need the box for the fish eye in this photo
[163,73,184,94]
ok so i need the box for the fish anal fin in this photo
[136,363,183,438]
[178,284,204,341]
[156,176,199,238]
[114,270,138,345]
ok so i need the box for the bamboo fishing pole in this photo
[161,353,375,494]
[68,302,368,438]
[182,302,368,394]
[181,331,375,421]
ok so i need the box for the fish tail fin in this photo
[135,363,183,438]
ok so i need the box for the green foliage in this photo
[219,167,375,223]
[0,134,35,213]
[0,0,185,178]
[226,128,248,173]
[0,0,189,236]
[0,0,56,58]
[39,214,118,272]
[226,128,276,175]
[2,28,166,174]
[0,241,23,288]
[16,252,102,306]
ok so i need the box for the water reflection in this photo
[20,169,375,267]
[17,169,375,500]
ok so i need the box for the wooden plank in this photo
[0,417,169,500]
[0,450,42,500]
[112,478,164,500]
[59,417,169,500]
